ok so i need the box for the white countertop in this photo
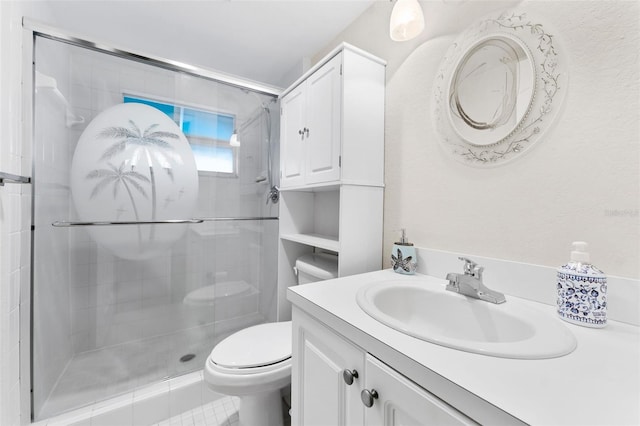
[287,270,640,425]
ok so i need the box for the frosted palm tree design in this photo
[86,161,150,249]
[97,119,180,240]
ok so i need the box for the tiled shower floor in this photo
[38,313,263,420]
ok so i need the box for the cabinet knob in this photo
[304,127,310,137]
[360,389,379,408]
[342,369,358,385]
[298,129,304,136]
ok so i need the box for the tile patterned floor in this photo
[153,396,239,426]
[153,395,294,426]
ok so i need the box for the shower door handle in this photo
[0,171,31,186]
[52,217,278,227]
[52,219,205,227]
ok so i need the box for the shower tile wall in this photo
[33,38,278,419]
[0,2,47,423]
[0,80,26,425]
[0,184,29,426]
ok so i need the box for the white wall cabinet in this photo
[280,43,385,189]
[277,44,386,320]
[280,83,306,187]
[281,54,342,187]
[292,308,477,426]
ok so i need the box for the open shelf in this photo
[280,233,339,252]
[280,182,341,192]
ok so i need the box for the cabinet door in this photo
[292,308,364,426]
[281,84,307,188]
[363,355,476,426]
[305,53,342,185]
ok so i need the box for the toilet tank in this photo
[295,253,338,284]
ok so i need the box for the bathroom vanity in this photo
[287,270,640,425]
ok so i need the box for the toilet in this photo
[204,252,338,426]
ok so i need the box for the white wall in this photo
[315,0,640,279]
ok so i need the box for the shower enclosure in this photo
[31,31,280,420]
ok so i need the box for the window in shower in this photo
[124,94,237,175]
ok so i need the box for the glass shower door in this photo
[32,35,279,420]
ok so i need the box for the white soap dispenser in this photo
[557,241,607,328]
[391,229,417,275]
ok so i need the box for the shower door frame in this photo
[23,19,282,97]
[23,18,282,421]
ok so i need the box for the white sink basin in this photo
[356,280,577,359]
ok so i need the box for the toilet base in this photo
[239,391,283,426]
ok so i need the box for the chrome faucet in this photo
[446,257,506,304]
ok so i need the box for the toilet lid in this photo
[210,321,292,368]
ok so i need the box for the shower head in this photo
[229,130,240,147]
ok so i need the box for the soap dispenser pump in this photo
[391,229,417,275]
[557,241,607,328]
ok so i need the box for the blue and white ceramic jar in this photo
[556,242,607,328]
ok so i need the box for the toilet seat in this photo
[205,321,292,396]
[208,355,291,376]
[209,321,292,370]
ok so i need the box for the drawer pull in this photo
[361,389,379,407]
[342,369,358,385]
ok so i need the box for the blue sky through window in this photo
[190,144,234,173]
[123,96,175,117]
[182,108,234,141]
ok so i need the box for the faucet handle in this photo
[472,265,484,280]
[458,257,477,275]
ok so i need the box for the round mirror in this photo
[433,11,568,165]
[448,35,535,146]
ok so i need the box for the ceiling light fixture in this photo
[389,0,425,42]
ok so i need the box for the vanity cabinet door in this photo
[292,308,364,426]
[363,355,477,426]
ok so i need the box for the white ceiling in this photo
[38,0,377,88]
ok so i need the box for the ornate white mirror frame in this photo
[433,11,568,166]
